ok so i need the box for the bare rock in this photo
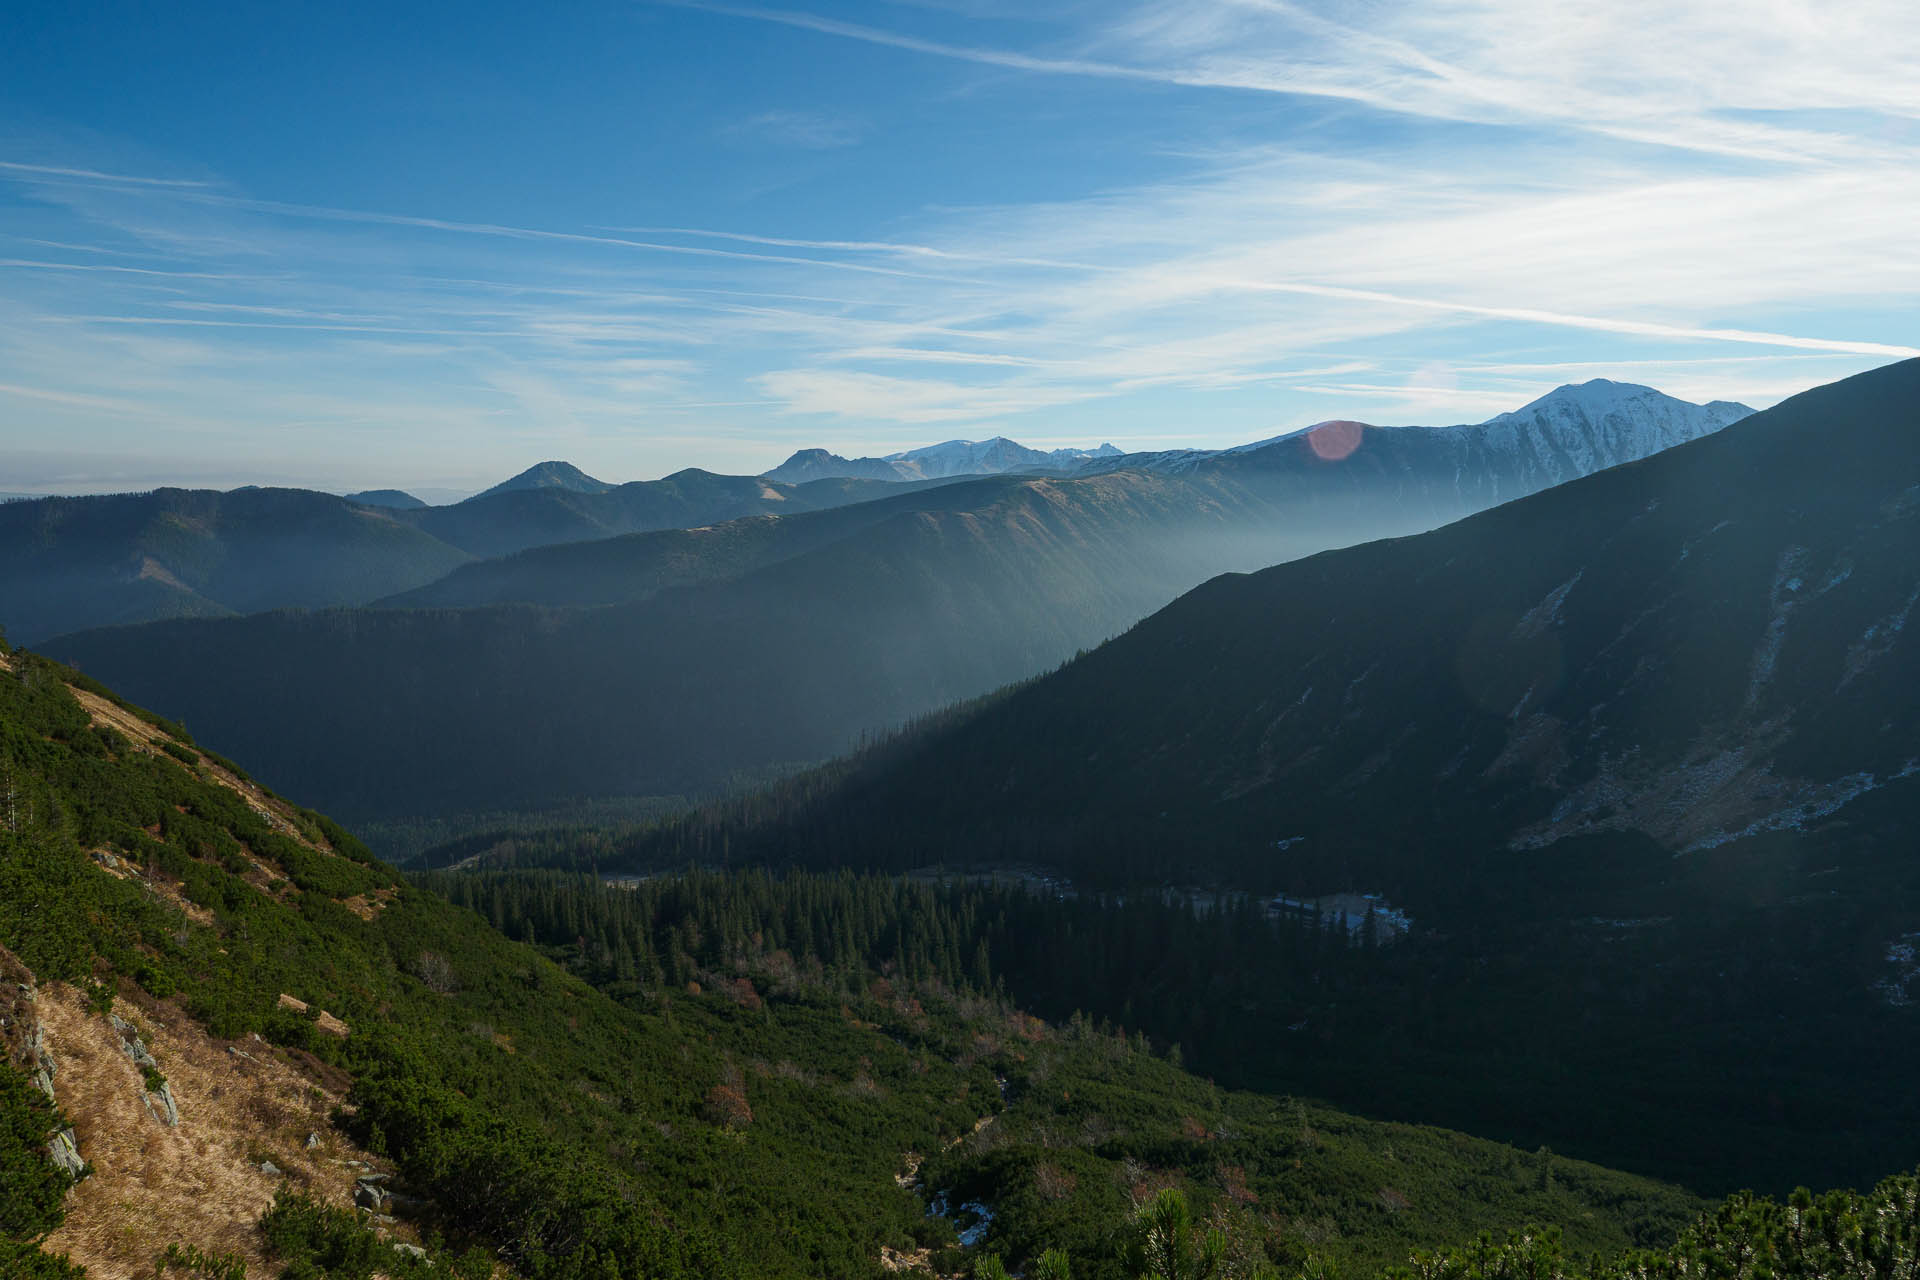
[47,1126,84,1179]
[144,1081,180,1127]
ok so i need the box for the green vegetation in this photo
[1,1057,85,1278]
[2,640,1713,1280]
[498,359,1920,1197]
[6,624,1918,1280]
[421,868,1704,1276]
[156,1243,249,1280]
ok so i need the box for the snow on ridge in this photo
[1079,382,1752,480]
[764,437,1120,482]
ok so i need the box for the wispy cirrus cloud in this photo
[722,109,868,150]
[2,0,1916,487]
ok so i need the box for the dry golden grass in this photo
[276,993,352,1039]
[880,1242,943,1275]
[37,983,386,1279]
[338,886,398,921]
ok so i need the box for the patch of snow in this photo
[1682,759,1920,853]
[925,1193,996,1248]
[1871,933,1920,1008]
[1514,570,1584,641]
[1747,546,1810,707]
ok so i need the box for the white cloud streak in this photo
[2,0,1915,479]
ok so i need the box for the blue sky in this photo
[2,0,1916,495]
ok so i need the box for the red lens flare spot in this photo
[1307,419,1365,462]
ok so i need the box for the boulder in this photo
[47,1126,83,1179]
[144,1081,179,1127]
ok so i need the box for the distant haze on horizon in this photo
[2,1,1915,495]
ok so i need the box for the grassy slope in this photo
[0,641,1704,1278]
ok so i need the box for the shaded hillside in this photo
[45,382,1748,826]
[0,642,1711,1279]
[571,360,1920,1195]
[394,469,952,560]
[0,487,471,646]
[0,472,946,643]
[386,381,1748,612]
[49,469,1299,823]
[638,361,1920,905]
[343,488,427,509]
[374,475,1043,609]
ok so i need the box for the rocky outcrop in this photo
[0,946,87,1183]
[110,1012,180,1127]
[48,1125,85,1178]
[353,1171,428,1218]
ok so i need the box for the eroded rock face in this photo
[48,1126,85,1178]
[145,1081,180,1127]
[110,1012,180,1127]
[0,947,87,1183]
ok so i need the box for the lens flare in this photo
[1307,419,1365,462]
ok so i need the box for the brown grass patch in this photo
[64,682,329,864]
[337,887,397,921]
[89,849,217,927]
[38,984,381,1278]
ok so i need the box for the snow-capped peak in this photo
[764,437,1121,483]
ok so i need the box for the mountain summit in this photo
[665,360,1912,902]
[764,437,1122,483]
[1085,380,1753,481]
[469,460,613,501]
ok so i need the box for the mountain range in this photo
[762,436,1123,483]
[44,381,1749,829]
[576,357,1920,1193]
[0,470,944,645]
[8,366,1920,1278]
[634,363,1915,901]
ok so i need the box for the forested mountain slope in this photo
[0,642,1710,1279]
[395,468,939,560]
[639,360,1920,900]
[588,359,1920,1194]
[372,473,1048,610]
[45,383,1746,828]
[0,487,472,646]
[48,468,1288,822]
[0,472,945,645]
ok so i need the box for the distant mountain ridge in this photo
[764,436,1123,483]
[48,378,1759,825]
[343,488,426,510]
[469,460,613,500]
[641,361,1915,903]
[0,471,950,643]
[1077,380,1753,486]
